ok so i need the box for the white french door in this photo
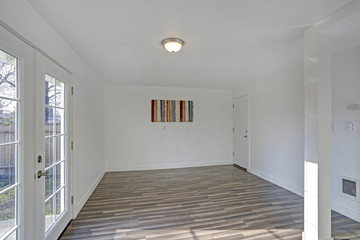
[35,53,72,240]
[0,25,35,240]
[0,32,22,240]
[0,24,73,240]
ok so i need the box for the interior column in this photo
[303,28,333,240]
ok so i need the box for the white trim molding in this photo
[332,201,360,223]
[105,160,232,172]
[248,168,303,197]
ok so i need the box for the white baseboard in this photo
[105,160,232,172]
[248,168,360,223]
[332,200,360,222]
[73,169,105,218]
[248,168,303,197]
[303,233,333,240]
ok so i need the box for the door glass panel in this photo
[4,230,16,240]
[0,50,17,99]
[44,137,54,168]
[55,162,64,190]
[44,197,54,232]
[55,136,64,162]
[0,100,16,144]
[0,49,19,240]
[0,188,15,237]
[55,109,64,135]
[55,188,64,220]
[44,167,53,199]
[45,107,55,136]
[44,74,66,234]
[45,75,55,106]
[0,145,16,191]
[55,80,64,108]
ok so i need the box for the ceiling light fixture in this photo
[161,38,184,53]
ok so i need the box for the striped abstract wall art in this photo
[151,100,193,122]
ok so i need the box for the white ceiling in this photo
[321,9,360,53]
[27,0,352,89]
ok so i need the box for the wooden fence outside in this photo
[0,124,59,180]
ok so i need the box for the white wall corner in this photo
[73,169,105,218]
[331,201,360,223]
[248,168,304,197]
[233,85,250,98]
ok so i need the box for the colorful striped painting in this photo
[151,100,193,122]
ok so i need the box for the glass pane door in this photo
[35,52,72,240]
[0,49,19,239]
[44,74,66,233]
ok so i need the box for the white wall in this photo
[331,47,360,222]
[105,86,233,171]
[0,0,105,216]
[234,66,305,196]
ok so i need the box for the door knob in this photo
[243,135,248,138]
[37,170,48,179]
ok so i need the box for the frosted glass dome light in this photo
[162,38,184,53]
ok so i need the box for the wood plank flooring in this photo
[60,165,360,240]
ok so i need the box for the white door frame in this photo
[233,92,250,170]
[35,52,73,240]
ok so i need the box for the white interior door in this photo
[35,52,72,240]
[233,96,249,169]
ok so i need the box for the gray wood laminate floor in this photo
[60,165,360,240]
